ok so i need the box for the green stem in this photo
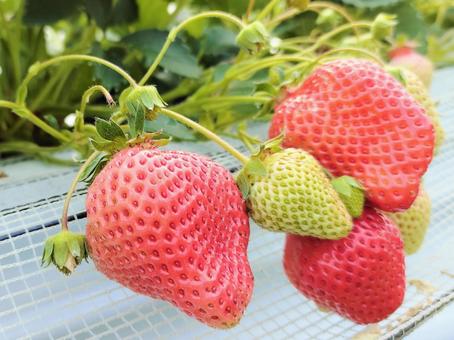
[61,151,100,231]
[139,11,245,85]
[17,54,137,104]
[173,95,271,111]
[246,0,256,21]
[0,100,70,143]
[160,108,249,165]
[257,0,281,20]
[304,21,372,54]
[77,85,113,132]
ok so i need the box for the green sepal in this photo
[41,231,89,275]
[127,132,171,148]
[331,176,365,218]
[385,66,406,85]
[371,13,397,41]
[79,152,109,184]
[95,118,127,142]
[120,85,167,138]
[331,177,353,197]
[90,139,122,154]
[244,159,267,177]
[236,171,251,199]
[235,21,270,53]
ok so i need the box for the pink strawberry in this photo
[284,207,405,324]
[389,45,433,88]
[85,146,253,328]
[269,58,435,212]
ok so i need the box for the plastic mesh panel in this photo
[1,86,454,340]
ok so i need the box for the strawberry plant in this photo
[0,0,447,329]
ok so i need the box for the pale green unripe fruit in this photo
[246,148,353,239]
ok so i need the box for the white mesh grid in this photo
[1,74,454,339]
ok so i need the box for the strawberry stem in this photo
[76,85,114,133]
[139,11,246,86]
[0,100,70,143]
[159,108,250,165]
[61,151,101,231]
[16,54,137,105]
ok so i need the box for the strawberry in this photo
[239,146,352,239]
[389,45,433,88]
[397,68,445,153]
[269,58,435,212]
[284,207,405,324]
[386,186,431,255]
[85,146,253,328]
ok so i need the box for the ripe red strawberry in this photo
[284,207,405,324]
[269,58,435,212]
[389,45,433,88]
[85,146,253,328]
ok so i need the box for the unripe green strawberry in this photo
[331,176,365,218]
[386,186,431,255]
[239,147,352,239]
[398,68,445,153]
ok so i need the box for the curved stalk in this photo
[257,0,281,20]
[76,85,113,132]
[159,108,249,165]
[61,151,100,231]
[16,54,137,104]
[303,21,372,54]
[139,11,245,85]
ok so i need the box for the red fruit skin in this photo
[284,208,405,324]
[269,59,435,212]
[86,147,253,328]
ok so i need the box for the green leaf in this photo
[213,64,231,82]
[111,0,138,25]
[201,25,238,57]
[136,0,170,29]
[144,116,195,140]
[245,159,267,177]
[23,0,83,25]
[85,0,111,29]
[79,152,109,184]
[130,108,145,138]
[341,0,402,8]
[85,0,137,28]
[393,2,427,41]
[122,29,203,78]
[95,118,126,141]
[91,44,127,90]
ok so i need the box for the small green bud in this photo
[119,85,166,119]
[41,231,89,275]
[316,8,341,27]
[236,21,270,53]
[371,13,397,41]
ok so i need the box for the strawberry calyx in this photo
[236,135,284,199]
[41,231,89,275]
[235,21,270,53]
[331,176,365,218]
[371,13,397,41]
